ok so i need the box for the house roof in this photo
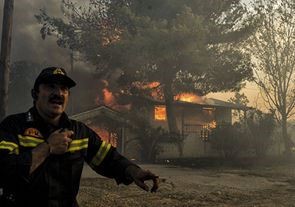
[200,98,250,110]
[70,105,127,124]
[144,97,250,110]
[71,97,250,123]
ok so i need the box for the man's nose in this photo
[52,87,64,95]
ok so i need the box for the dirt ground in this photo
[77,162,295,207]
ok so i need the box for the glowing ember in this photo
[174,93,205,103]
[154,105,166,121]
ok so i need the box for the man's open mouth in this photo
[49,99,64,105]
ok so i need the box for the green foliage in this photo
[35,0,254,96]
[211,123,249,159]
[110,1,253,95]
[246,109,276,157]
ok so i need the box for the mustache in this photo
[49,95,65,103]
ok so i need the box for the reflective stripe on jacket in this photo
[0,107,135,207]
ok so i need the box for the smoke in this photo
[0,0,74,67]
[0,1,100,114]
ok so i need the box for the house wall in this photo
[149,104,233,158]
[150,105,232,130]
[215,108,232,124]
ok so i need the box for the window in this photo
[154,105,166,121]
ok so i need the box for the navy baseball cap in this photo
[34,67,76,90]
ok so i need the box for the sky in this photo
[0,0,264,111]
[0,0,73,67]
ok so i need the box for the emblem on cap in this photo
[53,68,65,75]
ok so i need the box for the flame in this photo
[102,88,115,106]
[154,105,166,121]
[132,81,162,100]
[96,80,131,111]
[90,126,117,147]
[144,82,160,89]
[174,93,205,103]
[132,81,160,89]
[209,120,217,129]
[202,120,217,129]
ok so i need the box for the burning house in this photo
[71,92,249,160]
[147,96,249,158]
[71,106,128,154]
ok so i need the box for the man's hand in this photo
[125,165,159,192]
[30,128,73,174]
[47,128,73,154]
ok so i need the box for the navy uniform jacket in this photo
[0,107,136,207]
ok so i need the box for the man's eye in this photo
[61,86,69,92]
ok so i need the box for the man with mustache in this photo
[0,67,159,207]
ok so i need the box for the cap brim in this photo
[42,74,76,88]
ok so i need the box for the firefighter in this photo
[0,67,159,207]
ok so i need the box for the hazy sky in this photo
[0,0,262,110]
[0,0,72,67]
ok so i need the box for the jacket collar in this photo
[27,107,71,130]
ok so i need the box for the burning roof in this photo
[142,95,249,110]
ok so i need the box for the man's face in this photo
[35,83,69,118]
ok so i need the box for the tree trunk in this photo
[0,0,14,121]
[282,114,292,156]
[163,82,183,157]
[163,82,179,134]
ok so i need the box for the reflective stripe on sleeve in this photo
[67,138,89,153]
[90,141,112,167]
[0,141,19,154]
[18,135,44,147]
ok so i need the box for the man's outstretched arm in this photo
[84,126,159,192]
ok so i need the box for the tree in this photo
[246,0,295,155]
[0,0,14,121]
[36,0,253,134]
[246,109,276,157]
[95,0,254,135]
[228,92,250,122]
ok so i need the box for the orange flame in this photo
[144,82,160,89]
[154,105,166,121]
[90,126,117,147]
[96,80,131,111]
[102,88,115,106]
[174,93,205,104]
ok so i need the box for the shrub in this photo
[210,123,249,159]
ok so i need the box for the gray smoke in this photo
[0,0,98,115]
[0,0,73,67]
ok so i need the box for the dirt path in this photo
[77,164,295,207]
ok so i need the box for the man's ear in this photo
[31,89,38,100]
